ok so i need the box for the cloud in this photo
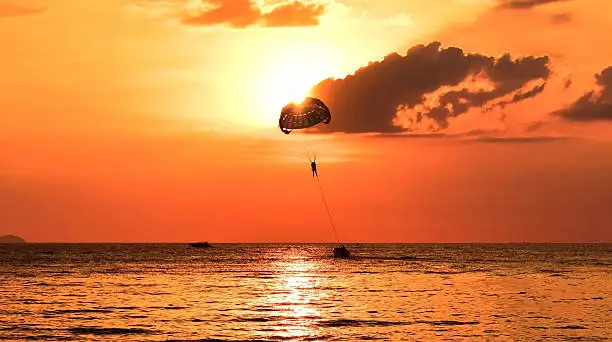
[553,66,612,121]
[182,0,259,27]
[181,0,325,28]
[0,2,45,17]
[525,121,544,131]
[310,42,550,133]
[369,131,573,144]
[491,82,547,110]
[551,12,571,24]
[496,0,570,10]
[262,1,324,27]
[371,132,449,139]
[474,135,574,143]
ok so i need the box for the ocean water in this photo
[0,243,610,341]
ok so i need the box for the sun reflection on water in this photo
[264,259,325,340]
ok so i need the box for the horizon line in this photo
[2,241,611,244]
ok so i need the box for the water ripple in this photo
[0,243,609,341]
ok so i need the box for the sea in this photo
[0,243,610,341]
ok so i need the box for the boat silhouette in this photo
[188,241,212,248]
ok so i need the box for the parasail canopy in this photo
[278,97,331,134]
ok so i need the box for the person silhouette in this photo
[310,157,318,178]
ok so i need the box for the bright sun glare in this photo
[251,45,333,128]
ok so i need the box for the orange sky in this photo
[1,0,611,242]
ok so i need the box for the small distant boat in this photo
[188,241,212,248]
[333,245,350,258]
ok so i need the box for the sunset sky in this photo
[1,0,611,242]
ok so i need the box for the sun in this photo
[249,44,334,128]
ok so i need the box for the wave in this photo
[165,339,275,342]
[318,318,410,327]
[557,325,587,330]
[44,309,113,314]
[68,326,154,335]
[416,320,480,326]
[0,334,73,341]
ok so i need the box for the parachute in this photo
[278,97,331,134]
[277,96,349,258]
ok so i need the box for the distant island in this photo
[0,235,27,243]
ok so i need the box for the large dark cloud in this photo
[310,42,551,133]
[182,0,324,28]
[496,0,570,10]
[553,66,612,121]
